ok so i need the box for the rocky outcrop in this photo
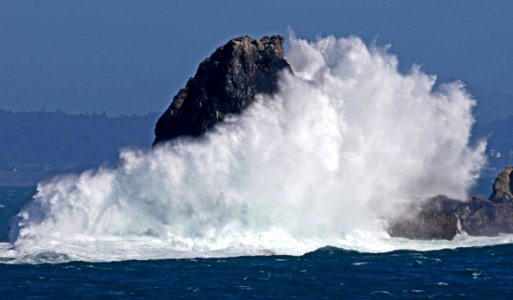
[389,167,513,240]
[388,196,461,240]
[153,35,291,145]
[490,167,513,202]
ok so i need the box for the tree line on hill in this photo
[0,108,512,186]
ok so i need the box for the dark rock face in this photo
[389,167,513,240]
[154,35,291,145]
[388,196,461,240]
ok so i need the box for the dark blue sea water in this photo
[3,245,513,298]
[3,179,513,299]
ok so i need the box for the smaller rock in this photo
[389,167,513,240]
[489,166,513,202]
[388,193,513,240]
[388,195,461,240]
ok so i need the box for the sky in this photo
[1,0,512,116]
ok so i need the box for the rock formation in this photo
[153,35,291,145]
[490,167,513,202]
[388,167,513,240]
[152,34,513,241]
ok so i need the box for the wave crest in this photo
[6,34,486,262]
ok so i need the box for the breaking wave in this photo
[2,34,490,263]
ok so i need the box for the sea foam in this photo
[4,34,489,263]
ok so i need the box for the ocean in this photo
[3,179,513,298]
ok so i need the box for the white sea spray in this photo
[4,34,489,262]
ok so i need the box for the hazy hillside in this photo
[0,107,512,186]
[0,110,159,186]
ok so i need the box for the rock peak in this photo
[153,35,291,145]
[489,166,513,202]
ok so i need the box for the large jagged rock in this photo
[389,167,513,240]
[154,35,291,145]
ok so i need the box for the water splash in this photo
[5,34,487,262]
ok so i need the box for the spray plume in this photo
[3,34,488,262]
